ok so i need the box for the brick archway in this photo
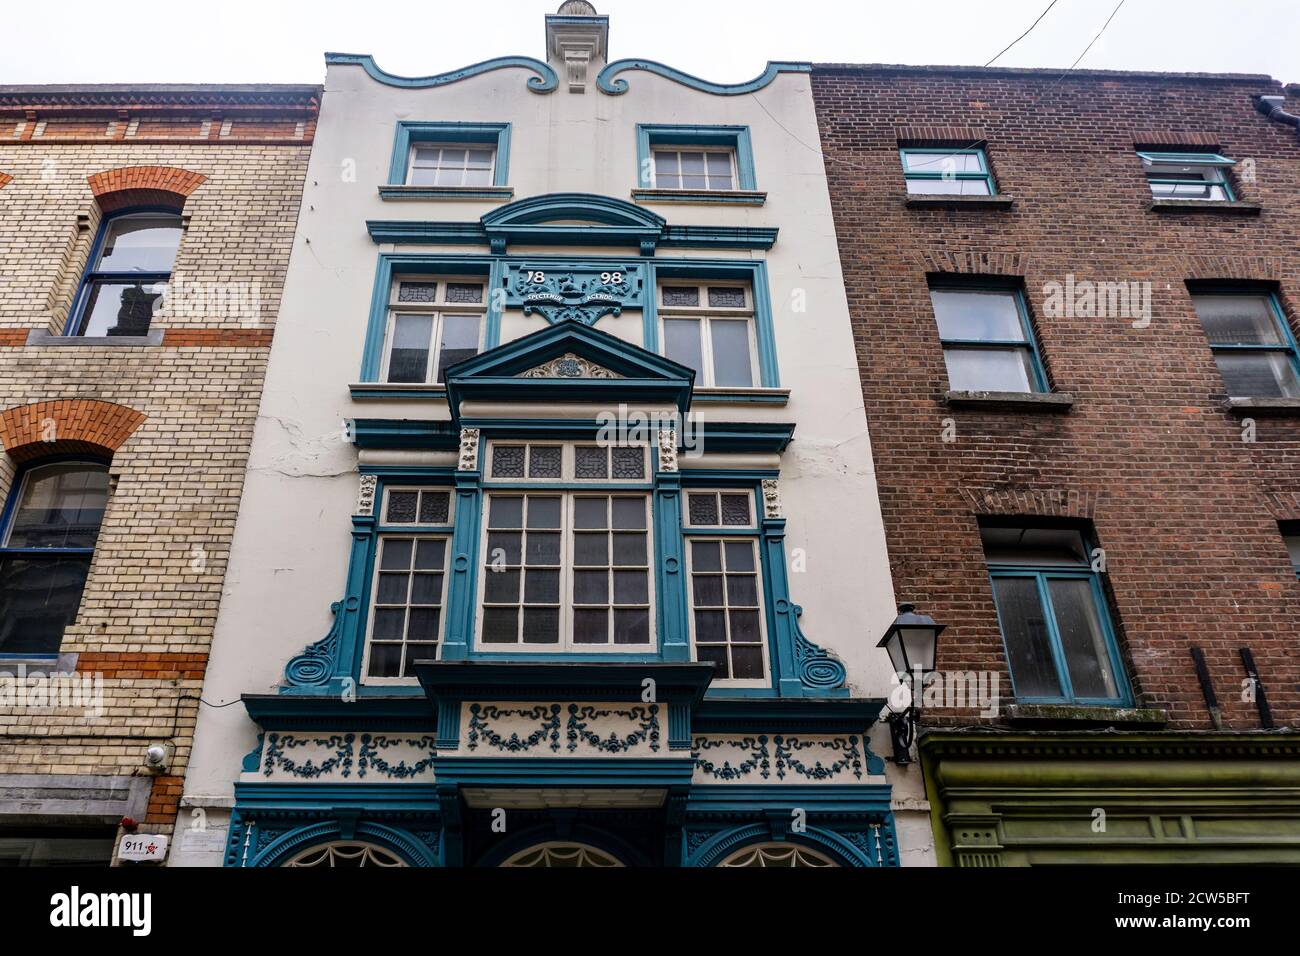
[0,399,146,463]
[87,165,207,212]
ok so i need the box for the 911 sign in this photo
[118,833,168,862]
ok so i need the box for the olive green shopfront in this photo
[921,731,1300,866]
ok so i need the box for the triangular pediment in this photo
[445,320,693,417]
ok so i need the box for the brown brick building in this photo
[0,84,316,864]
[812,64,1300,864]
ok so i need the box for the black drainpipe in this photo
[1255,94,1300,137]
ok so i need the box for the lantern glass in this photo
[900,626,937,673]
[881,631,908,676]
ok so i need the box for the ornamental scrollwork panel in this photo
[257,732,437,782]
[691,734,878,784]
[504,263,646,326]
[460,702,661,756]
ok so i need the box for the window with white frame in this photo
[478,441,653,650]
[480,493,652,648]
[652,148,737,191]
[658,281,757,388]
[364,486,453,681]
[687,538,766,681]
[683,488,767,682]
[383,276,485,385]
[408,144,496,187]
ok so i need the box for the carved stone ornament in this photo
[458,427,481,471]
[761,479,783,519]
[658,428,678,473]
[519,353,622,379]
[355,474,378,516]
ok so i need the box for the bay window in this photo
[363,486,453,680]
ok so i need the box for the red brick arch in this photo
[87,165,207,213]
[0,399,146,463]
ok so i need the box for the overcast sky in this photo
[3,0,1298,86]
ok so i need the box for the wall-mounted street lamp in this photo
[877,603,945,766]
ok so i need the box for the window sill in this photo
[26,329,164,347]
[350,382,448,401]
[1148,198,1261,215]
[905,194,1014,210]
[1223,396,1300,415]
[631,188,767,206]
[943,390,1073,411]
[691,387,790,406]
[377,184,514,201]
[1004,703,1168,728]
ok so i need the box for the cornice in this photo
[324,52,557,94]
[920,729,1300,761]
[596,59,810,96]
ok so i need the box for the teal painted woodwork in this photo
[636,124,757,191]
[325,52,557,93]
[502,259,646,325]
[597,59,810,96]
[899,146,996,194]
[387,121,512,187]
[364,192,778,254]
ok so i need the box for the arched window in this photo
[718,843,839,867]
[69,211,182,336]
[500,842,624,868]
[283,842,407,867]
[0,462,110,655]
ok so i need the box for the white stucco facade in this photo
[175,3,931,868]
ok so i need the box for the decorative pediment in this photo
[445,320,694,416]
[518,353,623,379]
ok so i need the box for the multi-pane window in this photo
[364,486,453,680]
[930,285,1047,393]
[1189,290,1300,399]
[71,213,182,336]
[653,148,736,191]
[0,462,110,655]
[659,282,757,388]
[487,442,646,482]
[383,276,485,385]
[408,144,496,187]
[1139,151,1235,201]
[900,148,995,195]
[479,493,652,648]
[982,523,1129,706]
[687,539,765,681]
[684,490,754,528]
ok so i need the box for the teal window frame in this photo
[984,525,1132,708]
[637,125,757,192]
[1190,286,1300,399]
[359,254,781,390]
[930,282,1048,393]
[388,122,512,187]
[1138,151,1235,201]
[899,147,996,195]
